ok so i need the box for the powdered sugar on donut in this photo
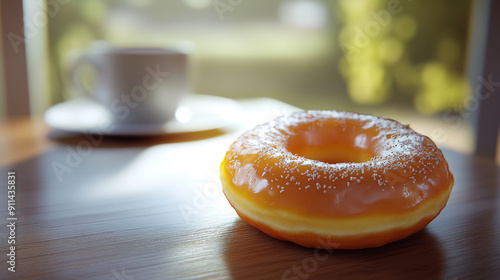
[224,110,452,216]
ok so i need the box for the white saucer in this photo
[44,94,241,136]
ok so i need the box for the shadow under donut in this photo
[222,219,444,280]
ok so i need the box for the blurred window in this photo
[41,0,471,113]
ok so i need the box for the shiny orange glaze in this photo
[221,110,454,248]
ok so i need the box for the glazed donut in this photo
[220,110,454,249]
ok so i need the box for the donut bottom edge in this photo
[233,207,442,250]
[222,180,452,250]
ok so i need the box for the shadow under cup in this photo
[74,47,190,125]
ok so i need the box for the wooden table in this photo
[1,99,499,280]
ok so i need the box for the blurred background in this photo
[1,0,490,158]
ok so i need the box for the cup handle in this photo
[68,54,99,99]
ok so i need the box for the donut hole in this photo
[286,123,378,164]
[289,144,374,164]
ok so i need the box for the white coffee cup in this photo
[70,42,190,125]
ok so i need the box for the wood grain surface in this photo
[0,99,499,280]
